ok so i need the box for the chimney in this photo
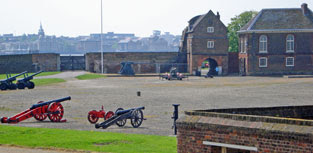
[301,3,309,16]
[216,12,220,20]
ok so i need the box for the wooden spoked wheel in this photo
[47,102,64,122]
[34,101,47,121]
[115,108,126,127]
[88,111,99,124]
[131,109,144,128]
[105,111,114,120]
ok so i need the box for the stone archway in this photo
[201,58,218,76]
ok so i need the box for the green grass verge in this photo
[0,125,177,153]
[75,73,106,80]
[32,78,66,86]
[0,72,61,80]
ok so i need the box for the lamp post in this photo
[100,0,104,74]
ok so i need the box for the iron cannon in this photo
[95,106,145,129]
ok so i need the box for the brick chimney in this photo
[301,3,309,16]
[216,12,220,20]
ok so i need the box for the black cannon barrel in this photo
[2,71,27,82]
[19,71,43,82]
[116,106,145,116]
[30,96,71,109]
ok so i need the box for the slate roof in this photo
[239,7,313,33]
[187,10,219,33]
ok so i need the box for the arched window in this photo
[286,34,294,52]
[259,35,267,53]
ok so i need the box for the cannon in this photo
[16,70,43,89]
[88,105,114,124]
[1,96,71,124]
[160,67,187,81]
[119,62,135,76]
[95,106,145,129]
[0,71,27,90]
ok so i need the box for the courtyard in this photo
[1,72,313,136]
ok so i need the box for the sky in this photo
[0,0,312,37]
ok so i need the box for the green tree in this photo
[227,11,258,52]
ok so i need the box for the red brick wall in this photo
[177,116,313,153]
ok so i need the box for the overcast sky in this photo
[0,0,312,37]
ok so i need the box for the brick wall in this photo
[0,53,60,73]
[240,33,313,75]
[177,106,313,153]
[85,52,179,73]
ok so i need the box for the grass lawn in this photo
[0,125,177,153]
[76,73,106,80]
[32,78,66,86]
[0,72,61,80]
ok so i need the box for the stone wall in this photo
[85,52,179,73]
[177,106,313,153]
[0,53,60,73]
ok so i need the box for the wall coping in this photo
[185,110,313,126]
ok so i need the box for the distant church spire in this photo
[38,22,45,37]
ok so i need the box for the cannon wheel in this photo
[8,84,17,90]
[17,83,25,89]
[0,84,7,90]
[27,81,35,89]
[105,111,114,120]
[131,109,144,128]
[115,108,126,127]
[88,110,99,124]
[47,102,64,122]
[34,101,48,121]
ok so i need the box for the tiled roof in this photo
[239,7,313,33]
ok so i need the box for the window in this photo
[240,38,244,53]
[207,27,214,33]
[207,41,214,48]
[286,57,294,67]
[259,57,267,67]
[244,37,248,53]
[259,35,267,53]
[286,34,294,52]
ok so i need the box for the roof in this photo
[187,10,218,33]
[239,7,313,33]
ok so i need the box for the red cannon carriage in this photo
[87,105,114,124]
[1,96,71,124]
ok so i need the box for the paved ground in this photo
[1,72,313,136]
[0,145,85,153]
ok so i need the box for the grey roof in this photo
[187,10,216,33]
[239,8,313,33]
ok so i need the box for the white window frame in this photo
[259,35,267,53]
[244,37,248,53]
[286,34,295,53]
[286,57,294,67]
[207,27,214,33]
[259,57,267,68]
[207,41,214,48]
[240,38,244,53]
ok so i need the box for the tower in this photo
[38,22,45,37]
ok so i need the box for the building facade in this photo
[238,4,313,75]
[180,11,229,75]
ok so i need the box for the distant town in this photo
[0,24,181,55]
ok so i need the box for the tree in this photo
[227,11,258,52]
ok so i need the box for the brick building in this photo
[238,4,313,75]
[177,105,313,153]
[180,10,229,75]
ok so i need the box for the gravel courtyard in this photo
[1,72,313,136]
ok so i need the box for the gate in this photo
[60,54,85,71]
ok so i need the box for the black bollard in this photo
[137,91,141,97]
[172,104,180,135]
